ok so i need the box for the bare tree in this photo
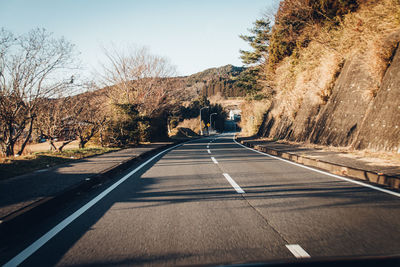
[0,28,77,156]
[35,82,109,151]
[72,87,109,149]
[100,45,176,116]
[35,96,77,152]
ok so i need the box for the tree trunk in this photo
[79,137,87,149]
[17,116,34,156]
[49,139,58,151]
[58,140,73,152]
[99,129,105,147]
[5,121,15,157]
[5,140,15,157]
[78,127,97,149]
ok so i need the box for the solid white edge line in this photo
[223,173,245,194]
[211,157,218,164]
[207,149,211,154]
[3,141,187,267]
[232,135,400,198]
[286,244,311,258]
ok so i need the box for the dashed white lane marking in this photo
[223,173,245,194]
[207,149,211,154]
[3,142,187,267]
[233,136,400,198]
[286,244,311,258]
[211,157,218,164]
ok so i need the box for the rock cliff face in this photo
[259,37,400,152]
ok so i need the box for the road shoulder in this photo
[236,136,400,190]
[0,141,186,241]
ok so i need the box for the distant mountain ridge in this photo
[93,65,246,105]
[179,64,246,100]
[186,64,244,84]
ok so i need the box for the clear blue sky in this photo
[0,0,278,76]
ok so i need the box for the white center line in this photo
[286,244,310,258]
[207,149,211,154]
[211,157,218,164]
[223,173,245,194]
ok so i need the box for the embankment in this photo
[257,2,400,152]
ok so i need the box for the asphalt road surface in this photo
[3,133,400,266]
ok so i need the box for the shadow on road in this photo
[6,137,400,266]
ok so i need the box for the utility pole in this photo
[199,106,209,135]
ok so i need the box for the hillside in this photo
[241,0,400,153]
[177,64,246,101]
[95,64,246,104]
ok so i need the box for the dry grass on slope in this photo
[175,118,201,135]
[267,0,400,120]
[238,100,271,137]
[317,0,400,93]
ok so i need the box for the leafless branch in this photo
[0,28,78,156]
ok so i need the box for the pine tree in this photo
[239,18,271,65]
[238,17,271,98]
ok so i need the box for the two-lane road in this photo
[3,134,400,266]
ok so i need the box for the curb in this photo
[238,139,400,190]
[0,140,187,240]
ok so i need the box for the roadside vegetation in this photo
[238,100,271,137]
[238,0,400,139]
[0,29,228,179]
